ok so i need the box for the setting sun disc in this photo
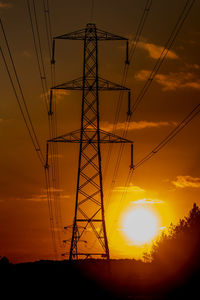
[122,208,159,245]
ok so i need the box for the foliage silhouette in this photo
[146,203,200,275]
[0,256,10,264]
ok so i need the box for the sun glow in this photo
[122,208,159,245]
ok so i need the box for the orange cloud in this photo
[48,153,63,159]
[113,184,145,193]
[0,2,12,8]
[41,89,70,101]
[172,175,200,188]
[100,120,176,132]
[138,41,178,60]
[132,198,164,204]
[27,189,70,202]
[135,70,200,91]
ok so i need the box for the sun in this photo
[121,207,159,245]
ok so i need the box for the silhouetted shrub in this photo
[147,203,200,274]
[0,256,10,264]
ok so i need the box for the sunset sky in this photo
[0,0,200,263]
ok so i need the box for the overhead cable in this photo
[132,0,196,113]
[0,18,45,166]
[134,101,200,169]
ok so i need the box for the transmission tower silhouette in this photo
[47,23,133,260]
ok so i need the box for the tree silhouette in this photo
[0,256,10,264]
[146,203,200,274]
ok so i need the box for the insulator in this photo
[48,89,53,115]
[127,90,132,116]
[51,39,55,65]
[125,40,130,65]
[45,143,49,169]
[130,143,134,170]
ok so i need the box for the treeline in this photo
[146,202,200,273]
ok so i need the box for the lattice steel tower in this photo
[48,23,133,260]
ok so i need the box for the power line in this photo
[108,0,196,192]
[108,99,200,240]
[134,101,200,169]
[42,0,53,62]
[44,166,58,259]
[129,0,152,62]
[0,18,45,166]
[125,0,197,171]
[132,0,196,113]
[90,0,94,22]
[26,0,49,112]
[112,0,153,135]
[107,0,196,240]
[105,0,153,210]
[41,0,64,251]
[26,0,64,257]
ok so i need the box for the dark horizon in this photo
[0,0,200,265]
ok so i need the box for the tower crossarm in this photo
[52,76,130,91]
[54,23,128,41]
[47,129,133,144]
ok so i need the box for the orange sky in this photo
[0,0,200,263]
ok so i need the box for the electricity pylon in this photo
[47,23,133,260]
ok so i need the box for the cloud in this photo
[22,51,32,59]
[135,70,151,82]
[53,89,70,99]
[156,72,200,91]
[132,198,164,204]
[27,194,48,202]
[41,89,70,101]
[172,176,200,188]
[135,70,200,91]
[185,63,200,70]
[27,189,70,202]
[46,187,63,193]
[48,153,63,159]
[100,120,176,132]
[137,41,178,60]
[0,1,12,8]
[113,183,145,193]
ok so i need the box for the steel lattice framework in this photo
[48,23,133,260]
